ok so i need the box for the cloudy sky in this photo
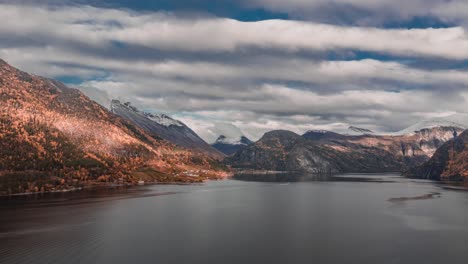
[1,0,467,142]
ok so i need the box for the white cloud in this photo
[2,4,468,59]
[3,46,468,93]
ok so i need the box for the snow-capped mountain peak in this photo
[145,113,184,127]
[212,134,253,155]
[215,135,252,145]
[110,99,224,159]
[111,100,184,127]
[395,113,468,135]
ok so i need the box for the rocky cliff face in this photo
[110,100,224,159]
[407,127,462,157]
[406,130,468,180]
[227,126,462,175]
[226,130,340,173]
[0,59,228,195]
[226,130,300,171]
[303,126,462,170]
[305,126,461,156]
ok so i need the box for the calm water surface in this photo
[1,173,468,264]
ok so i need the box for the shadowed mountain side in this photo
[110,100,224,160]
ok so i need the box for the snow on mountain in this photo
[214,135,252,145]
[334,114,467,137]
[110,100,224,159]
[211,134,253,156]
[145,113,184,127]
[111,100,184,127]
[394,113,468,135]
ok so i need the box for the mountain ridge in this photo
[110,100,225,159]
[227,124,463,176]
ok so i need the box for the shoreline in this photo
[0,180,211,198]
[232,169,293,175]
[4,174,467,198]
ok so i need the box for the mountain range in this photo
[227,125,464,175]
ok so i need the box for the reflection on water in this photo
[438,181,468,191]
[2,174,468,264]
[232,171,323,182]
[388,192,441,203]
[233,172,398,183]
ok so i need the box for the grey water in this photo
[1,173,468,264]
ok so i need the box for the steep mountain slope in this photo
[227,130,300,171]
[0,59,228,195]
[211,135,253,155]
[226,130,344,173]
[406,130,468,180]
[111,100,224,159]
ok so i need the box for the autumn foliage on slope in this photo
[406,130,468,180]
[0,59,229,195]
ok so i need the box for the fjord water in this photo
[2,174,468,264]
